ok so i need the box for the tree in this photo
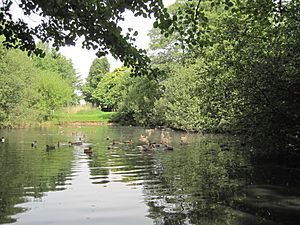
[0,37,78,126]
[32,42,79,103]
[149,0,300,153]
[37,70,73,120]
[33,42,78,86]
[0,0,174,74]
[0,42,40,126]
[82,57,110,105]
[119,75,162,126]
[92,67,131,111]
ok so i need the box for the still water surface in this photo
[0,126,299,225]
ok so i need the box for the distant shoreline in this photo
[58,121,115,126]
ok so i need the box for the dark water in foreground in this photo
[0,126,299,225]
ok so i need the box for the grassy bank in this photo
[53,105,116,124]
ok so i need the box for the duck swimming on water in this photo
[46,145,56,151]
[31,141,37,148]
[84,146,93,154]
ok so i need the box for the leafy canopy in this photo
[0,0,174,75]
[81,57,110,105]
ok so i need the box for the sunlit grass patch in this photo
[54,106,116,123]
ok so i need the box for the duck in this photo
[145,129,153,137]
[136,145,152,151]
[57,141,70,147]
[31,141,37,148]
[68,140,83,146]
[139,135,149,145]
[1,137,5,143]
[180,136,188,145]
[107,145,119,150]
[123,139,134,145]
[84,146,93,154]
[164,145,174,151]
[160,131,171,146]
[46,144,56,151]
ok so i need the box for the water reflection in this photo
[0,128,74,223]
[0,126,299,225]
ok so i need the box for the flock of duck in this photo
[29,136,93,154]
[1,129,189,155]
[131,129,188,152]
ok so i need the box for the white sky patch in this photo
[60,0,176,80]
[8,0,176,81]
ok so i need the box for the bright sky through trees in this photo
[59,0,176,81]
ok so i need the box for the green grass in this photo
[54,107,116,123]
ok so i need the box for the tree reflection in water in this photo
[140,139,252,225]
[1,127,299,225]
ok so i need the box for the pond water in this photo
[0,125,299,225]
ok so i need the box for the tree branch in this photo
[194,0,202,21]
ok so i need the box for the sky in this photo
[59,0,176,81]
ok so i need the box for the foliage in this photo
[0,0,173,75]
[0,45,40,126]
[82,57,110,105]
[1,0,299,155]
[0,39,78,126]
[92,67,131,111]
[119,76,162,126]
[219,0,300,151]
[33,42,78,86]
[147,0,300,152]
[36,70,74,120]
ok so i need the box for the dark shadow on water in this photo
[234,185,300,225]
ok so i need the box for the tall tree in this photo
[93,67,131,111]
[82,57,110,105]
[0,44,39,126]
[0,38,78,126]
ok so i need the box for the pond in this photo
[0,125,299,225]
